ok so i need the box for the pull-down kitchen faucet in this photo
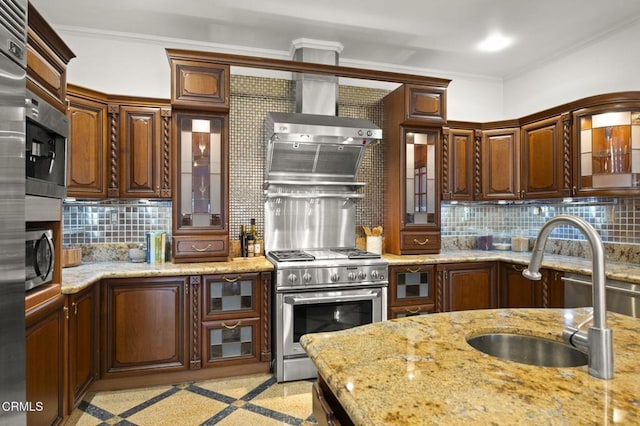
[522,214,614,379]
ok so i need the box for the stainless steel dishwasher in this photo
[563,273,640,318]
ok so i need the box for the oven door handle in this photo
[284,291,380,305]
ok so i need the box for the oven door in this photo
[278,286,386,358]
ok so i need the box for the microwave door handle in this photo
[48,150,56,174]
[284,292,379,305]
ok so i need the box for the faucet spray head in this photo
[522,269,542,281]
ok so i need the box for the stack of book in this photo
[146,231,167,263]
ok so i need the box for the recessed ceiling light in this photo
[478,33,512,52]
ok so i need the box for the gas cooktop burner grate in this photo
[330,248,381,259]
[268,250,315,262]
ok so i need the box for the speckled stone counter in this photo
[301,308,640,425]
[61,250,640,294]
[383,250,640,284]
[61,257,274,294]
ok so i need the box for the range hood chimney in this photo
[291,38,341,115]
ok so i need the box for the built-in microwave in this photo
[25,89,68,199]
[25,228,55,291]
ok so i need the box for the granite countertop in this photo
[60,250,640,294]
[301,308,640,425]
[60,257,274,294]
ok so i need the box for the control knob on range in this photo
[302,272,312,283]
[347,272,357,281]
[330,273,340,282]
[358,271,367,280]
[288,273,298,284]
[371,270,385,280]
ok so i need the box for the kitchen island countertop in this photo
[301,308,640,425]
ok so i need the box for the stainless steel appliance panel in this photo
[564,273,640,318]
[0,0,27,420]
[265,196,355,252]
[275,286,386,382]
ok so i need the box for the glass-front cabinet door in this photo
[172,111,229,262]
[202,274,260,320]
[404,128,439,226]
[575,106,640,196]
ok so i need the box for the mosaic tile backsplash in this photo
[62,75,640,263]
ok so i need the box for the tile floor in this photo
[65,374,318,426]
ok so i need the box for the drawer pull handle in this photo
[191,243,212,252]
[511,265,525,272]
[405,267,421,273]
[223,275,242,283]
[222,320,241,329]
[413,238,429,245]
[405,307,421,314]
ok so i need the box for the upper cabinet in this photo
[170,58,230,111]
[171,111,229,262]
[66,85,172,199]
[442,127,477,201]
[573,103,640,197]
[27,3,75,112]
[384,83,447,255]
[481,127,521,200]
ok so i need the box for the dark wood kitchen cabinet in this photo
[26,293,65,426]
[384,85,444,254]
[171,111,229,262]
[101,277,189,378]
[168,56,230,112]
[66,85,172,199]
[197,272,271,369]
[499,263,565,308]
[66,285,98,411]
[438,262,498,312]
[388,264,436,318]
[442,127,477,201]
[27,3,75,112]
[66,86,109,198]
[117,104,171,198]
[481,128,521,200]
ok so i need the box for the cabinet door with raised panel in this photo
[439,262,498,312]
[67,95,109,198]
[521,116,568,199]
[499,262,542,308]
[67,285,98,410]
[481,128,520,200]
[119,105,163,198]
[442,127,476,201]
[101,277,189,377]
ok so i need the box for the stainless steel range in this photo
[265,39,387,382]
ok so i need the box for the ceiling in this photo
[30,0,640,79]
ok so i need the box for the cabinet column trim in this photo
[473,130,482,199]
[261,273,272,362]
[107,104,120,198]
[441,128,450,200]
[561,113,572,196]
[189,276,201,369]
[161,108,172,198]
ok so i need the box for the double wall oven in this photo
[264,111,388,382]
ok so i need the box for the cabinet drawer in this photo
[173,235,228,262]
[202,273,261,320]
[390,304,435,319]
[389,264,436,307]
[201,317,260,367]
[400,232,441,253]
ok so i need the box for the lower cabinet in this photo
[388,264,436,318]
[499,262,565,308]
[101,277,190,377]
[437,262,498,312]
[66,285,98,410]
[26,294,65,426]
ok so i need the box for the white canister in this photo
[366,235,383,255]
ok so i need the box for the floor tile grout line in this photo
[185,383,237,405]
[77,400,115,422]
[118,386,182,419]
[242,401,305,425]
[240,375,277,401]
[200,405,238,426]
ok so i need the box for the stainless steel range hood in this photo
[264,39,382,183]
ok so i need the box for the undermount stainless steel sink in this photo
[467,333,588,367]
